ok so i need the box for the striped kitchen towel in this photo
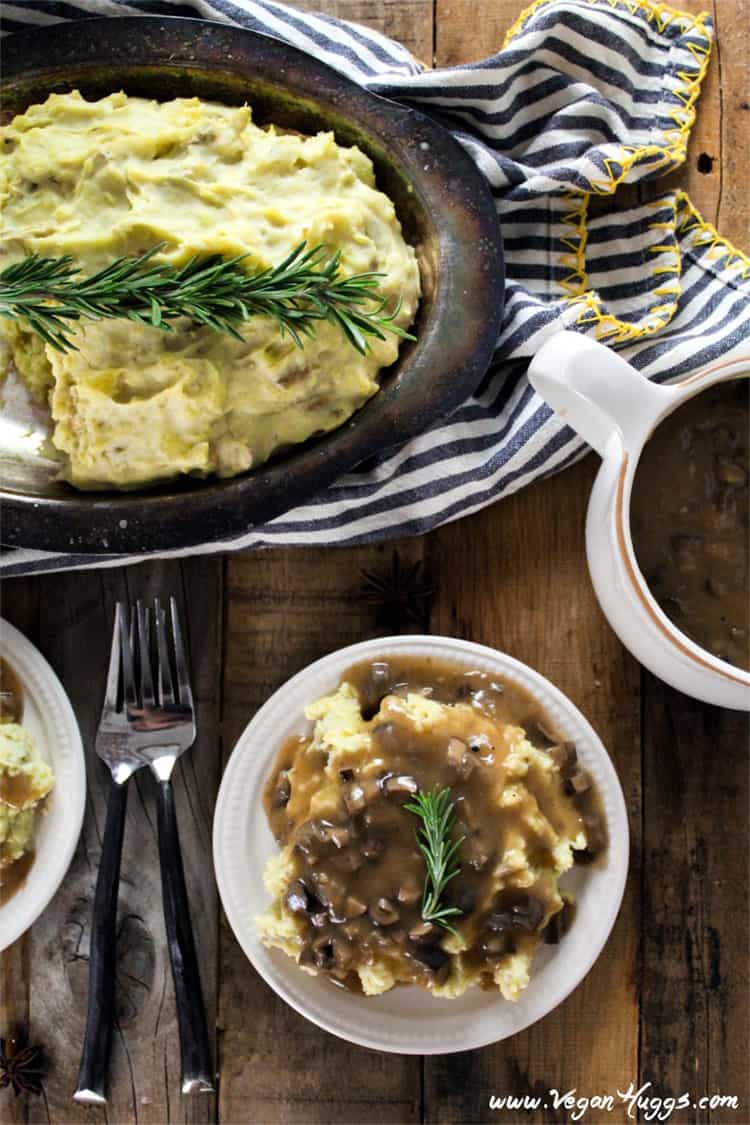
[2,0,749,575]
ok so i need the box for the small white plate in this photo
[0,617,86,952]
[214,636,629,1054]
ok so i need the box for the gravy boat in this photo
[529,332,749,710]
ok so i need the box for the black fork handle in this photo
[74,776,129,1105]
[156,778,214,1094]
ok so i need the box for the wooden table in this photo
[2,1,747,1121]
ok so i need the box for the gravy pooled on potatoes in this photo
[259,657,605,999]
[630,378,749,670]
[0,658,55,906]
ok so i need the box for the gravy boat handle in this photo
[528,331,676,456]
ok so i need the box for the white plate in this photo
[214,635,629,1054]
[0,617,86,951]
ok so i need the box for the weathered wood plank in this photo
[640,684,749,1123]
[219,541,425,1125]
[424,461,642,1123]
[1,559,223,1125]
[426,0,643,1114]
[294,0,434,63]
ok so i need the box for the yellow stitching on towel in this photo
[503,0,711,173]
[560,190,590,296]
[503,0,710,48]
[565,194,684,341]
[501,1,713,337]
[675,190,750,279]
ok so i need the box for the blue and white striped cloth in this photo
[2,0,749,575]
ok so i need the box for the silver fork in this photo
[75,598,213,1104]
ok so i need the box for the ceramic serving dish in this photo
[0,619,86,951]
[213,635,629,1054]
[529,332,750,709]
[0,16,504,555]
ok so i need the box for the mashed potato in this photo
[0,723,54,869]
[258,660,602,1001]
[0,91,420,489]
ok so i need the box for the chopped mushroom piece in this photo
[408,920,441,943]
[397,879,421,905]
[361,837,384,860]
[548,742,578,772]
[331,847,366,873]
[566,769,592,794]
[380,772,419,796]
[370,897,400,926]
[285,880,311,915]
[271,770,291,808]
[311,936,336,969]
[488,893,544,932]
[342,782,368,814]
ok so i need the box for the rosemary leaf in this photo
[0,241,416,356]
[404,786,465,940]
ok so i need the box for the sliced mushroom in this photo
[370,897,400,926]
[380,772,419,797]
[343,895,367,918]
[360,661,392,719]
[446,737,467,768]
[543,900,575,945]
[566,769,592,795]
[547,741,578,772]
[525,718,559,749]
[397,879,421,905]
[581,811,606,854]
[446,738,477,778]
[311,936,336,969]
[488,893,545,933]
[409,920,441,944]
[313,820,352,849]
[342,782,368,815]
[271,769,291,808]
[362,837,384,860]
[285,880,311,915]
[330,847,366,873]
[411,941,451,982]
[480,932,512,957]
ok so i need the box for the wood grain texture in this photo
[640,684,749,1123]
[2,0,748,1122]
[424,464,642,1123]
[219,543,425,1125]
[1,559,223,1125]
[293,0,434,63]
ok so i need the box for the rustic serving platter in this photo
[0,16,504,555]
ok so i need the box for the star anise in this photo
[360,550,435,632]
[0,1034,45,1097]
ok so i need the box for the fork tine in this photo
[120,605,138,708]
[154,597,175,705]
[102,603,124,714]
[169,597,193,708]
[137,601,155,707]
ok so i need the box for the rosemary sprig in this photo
[0,242,415,356]
[404,786,465,940]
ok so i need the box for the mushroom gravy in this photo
[630,378,749,670]
[0,656,34,906]
[261,656,605,996]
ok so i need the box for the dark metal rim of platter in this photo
[0,16,505,555]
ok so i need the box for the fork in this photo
[74,599,213,1104]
